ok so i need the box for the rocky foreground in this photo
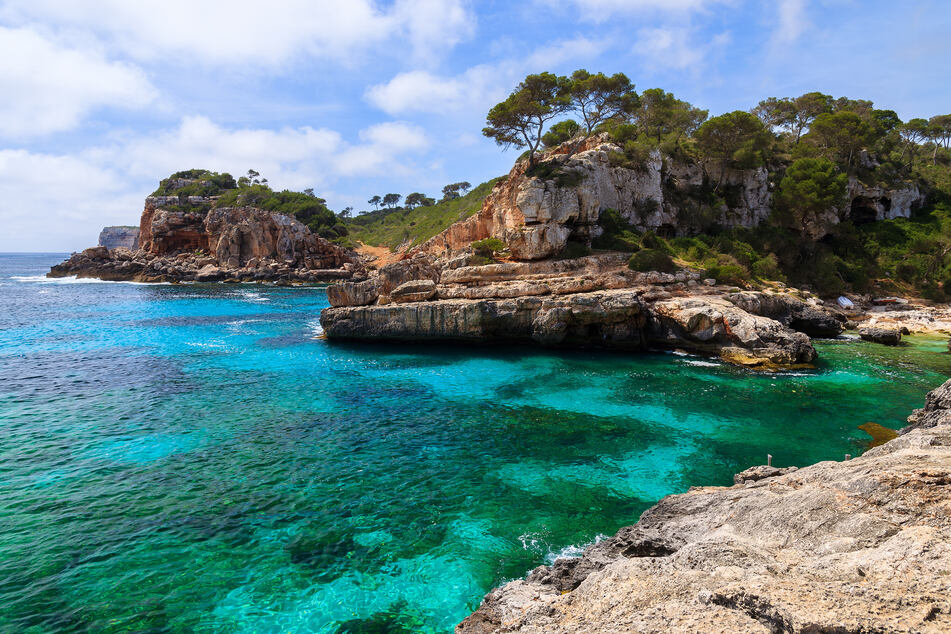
[321,253,844,368]
[458,379,951,633]
[50,191,362,284]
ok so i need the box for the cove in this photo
[2,253,949,633]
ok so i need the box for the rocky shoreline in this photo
[49,193,363,284]
[458,378,951,633]
[320,253,844,368]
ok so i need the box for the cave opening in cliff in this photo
[849,197,879,225]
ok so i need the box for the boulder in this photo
[195,264,223,282]
[327,279,380,307]
[726,291,844,338]
[389,279,437,303]
[859,327,902,346]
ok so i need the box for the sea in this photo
[1,252,949,633]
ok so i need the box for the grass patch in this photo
[345,177,504,250]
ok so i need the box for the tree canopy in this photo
[567,69,638,135]
[482,72,571,167]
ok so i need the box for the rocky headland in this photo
[317,134,941,366]
[50,177,362,284]
[457,378,951,633]
[98,226,140,250]
[321,252,845,368]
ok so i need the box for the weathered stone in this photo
[733,465,798,485]
[321,289,815,367]
[859,327,902,345]
[390,279,437,303]
[726,291,844,338]
[458,379,951,633]
[195,264,223,282]
[51,188,361,284]
[98,226,140,249]
[327,279,380,307]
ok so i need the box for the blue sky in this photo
[1,0,948,251]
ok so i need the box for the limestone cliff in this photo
[458,378,951,633]
[419,137,924,260]
[51,184,360,283]
[321,253,842,368]
[98,226,139,250]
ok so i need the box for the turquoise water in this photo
[2,253,950,633]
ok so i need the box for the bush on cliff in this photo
[591,208,641,251]
[152,170,237,197]
[216,185,340,237]
[628,249,676,273]
[472,237,507,259]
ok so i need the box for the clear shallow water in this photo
[2,253,950,633]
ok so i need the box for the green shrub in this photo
[526,161,585,187]
[751,253,785,281]
[704,263,750,286]
[472,237,507,258]
[592,208,641,251]
[628,249,676,273]
[640,231,668,251]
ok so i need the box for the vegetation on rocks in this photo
[344,178,504,250]
[473,69,951,297]
[471,237,506,259]
[150,169,347,241]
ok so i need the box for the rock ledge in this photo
[458,379,951,633]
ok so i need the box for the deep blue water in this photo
[1,252,949,632]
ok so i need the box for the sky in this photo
[1,0,949,251]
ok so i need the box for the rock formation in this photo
[419,136,924,261]
[321,253,842,368]
[859,326,903,346]
[51,190,360,284]
[98,226,139,249]
[458,378,951,633]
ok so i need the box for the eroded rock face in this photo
[50,199,359,284]
[418,138,925,261]
[458,379,951,633]
[98,226,140,249]
[320,254,827,368]
[726,291,845,338]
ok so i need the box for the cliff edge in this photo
[458,378,951,633]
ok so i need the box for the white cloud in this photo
[552,0,732,22]
[524,36,609,70]
[632,27,730,70]
[0,149,142,250]
[0,116,433,250]
[0,0,475,68]
[775,0,808,44]
[366,36,605,116]
[0,26,156,138]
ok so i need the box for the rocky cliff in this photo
[97,226,139,249]
[321,253,842,368]
[419,137,924,260]
[458,378,951,633]
[50,187,361,283]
